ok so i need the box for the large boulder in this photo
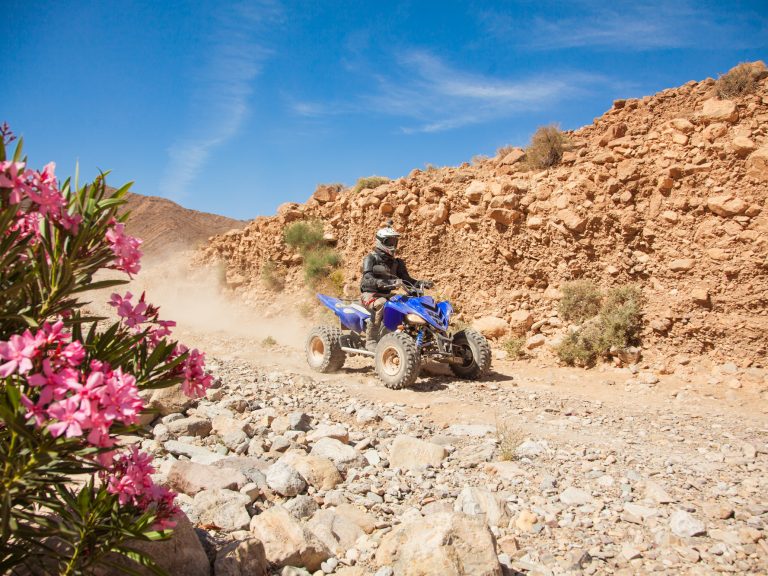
[167,460,247,496]
[472,316,508,339]
[249,506,331,572]
[96,513,211,576]
[193,489,251,531]
[375,512,502,576]
[388,435,446,472]
[464,181,487,202]
[213,538,269,576]
[313,184,341,204]
[696,98,738,124]
[146,384,196,417]
[508,310,534,336]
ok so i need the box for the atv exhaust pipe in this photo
[341,346,375,357]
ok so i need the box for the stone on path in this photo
[249,506,331,572]
[670,510,706,537]
[388,435,446,472]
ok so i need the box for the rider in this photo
[360,222,433,351]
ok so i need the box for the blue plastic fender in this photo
[316,294,370,333]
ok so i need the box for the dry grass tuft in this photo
[716,62,760,99]
[496,417,525,461]
[524,124,569,169]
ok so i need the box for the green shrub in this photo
[260,261,285,292]
[557,284,643,367]
[502,336,526,359]
[559,280,602,323]
[352,175,389,194]
[284,220,324,252]
[716,62,759,99]
[525,124,569,169]
[303,248,341,285]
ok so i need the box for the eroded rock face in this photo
[376,512,502,576]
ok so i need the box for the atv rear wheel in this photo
[306,326,346,373]
[450,328,491,380]
[375,332,421,389]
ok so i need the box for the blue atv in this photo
[305,280,491,389]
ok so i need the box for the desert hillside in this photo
[199,63,768,365]
[122,191,245,254]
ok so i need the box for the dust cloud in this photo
[90,251,308,351]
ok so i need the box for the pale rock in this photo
[484,461,525,482]
[487,208,521,226]
[645,480,674,504]
[669,259,695,272]
[465,181,487,202]
[515,510,539,532]
[283,495,319,520]
[389,435,447,472]
[214,538,269,576]
[746,147,768,181]
[707,195,747,217]
[167,460,247,496]
[307,509,365,556]
[670,510,706,537]
[670,118,695,134]
[508,310,534,336]
[266,461,307,497]
[147,385,196,417]
[454,486,510,528]
[691,288,710,306]
[101,513,211,576]
[671,132,689,145]
[164,440,225,465]
[697,98,738,123]
[313,184,340,204]
[559,486,593,506]
[525,334,546,350]
[306,424,349,444]
[334,503,378,534]
[166,416,211,437]
[558,209,587,233]
[250,506,332,572]
[660,210,679,223]
[732,136,757,157]
[448,213,469,228]
[281,453,343,490]
[447,424,496,437]
[472,316,508,338]
[500,148,525,165]
[310,437,366,473]
[375,512,502,576]
[193,489,251,531]
[355,408,380,425]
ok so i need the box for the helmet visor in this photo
[381,236,399,249]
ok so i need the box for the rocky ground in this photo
[132,318,767,576]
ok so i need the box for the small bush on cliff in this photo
[559,280,602,323]
[352,175,389,194]
[284,220,324,252]
[0,126,212,574]
[525,124,569,169]
[716,62,759,99]
[502,336,526,359]
[557,284,643,366]
[304,248,341,285]
[260,260,285,292]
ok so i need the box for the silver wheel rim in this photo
[381,346,402,376]
[309,336,325,364]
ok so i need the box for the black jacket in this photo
[360,249,418,295]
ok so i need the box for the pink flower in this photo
[109,292,148,328]
[0,161,30,204]
[47,396,88,438]
[173,345,213,398]
[20,393,48,427]
[0,330,40,377]
[105,223,142,276]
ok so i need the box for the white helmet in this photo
[375,221,400,257]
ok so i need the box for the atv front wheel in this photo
[450,328,491,380]
[375,332,421,389]
[306,326,346,373]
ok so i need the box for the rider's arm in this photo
[394,258,418,284]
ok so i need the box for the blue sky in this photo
[3,1,767,219]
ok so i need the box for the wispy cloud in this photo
[159,2,280,200]
[481,0,768,51]
[290,49,610,133]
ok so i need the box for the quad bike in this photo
[305,279,491,389]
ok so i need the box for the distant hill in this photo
[121,192,245,255]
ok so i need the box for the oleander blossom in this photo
[102,446,179,529]
[173,344,213,398]
[105,222,142,276]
